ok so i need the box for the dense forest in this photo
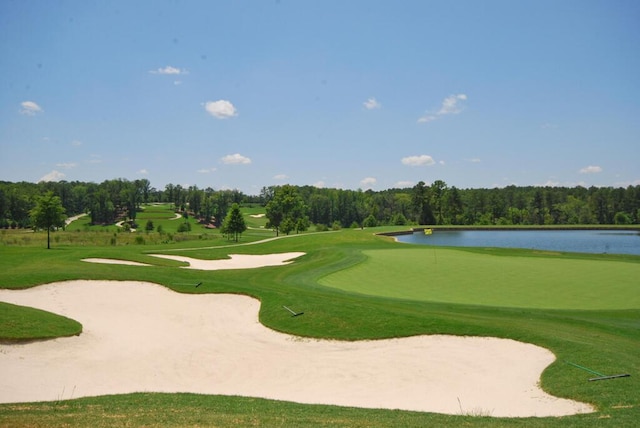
[1,178,639,230]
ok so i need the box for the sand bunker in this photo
[82,258,151,266]
[0,280,593,417]
[148,252,305,270]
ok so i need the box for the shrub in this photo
[315,223,328,232]
[363,214,377,228]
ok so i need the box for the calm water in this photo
[395,229,640,256]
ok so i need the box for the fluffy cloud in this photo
[363,97,381,110]
[204,100,238,119]
[579,165,603,174]
[313,181,326,188]
[438,94,467,115]
[149,66,188,75]
[273,174,288,180]
[20,101,43,116]
[137,169,149,175]
[401,155,436,166]
[221,153,251,165]
[418,94,467,123]
[395,180,414,188]
[38,170,65,182]
[360,177,377,188]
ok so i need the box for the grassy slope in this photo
[0,216,639,426]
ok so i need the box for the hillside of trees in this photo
[1,178,639,230]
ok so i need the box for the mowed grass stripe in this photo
[319,248,640,310]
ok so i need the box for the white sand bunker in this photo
[82,258,151,266]
[0,281,593,417]
[149,252,305,270]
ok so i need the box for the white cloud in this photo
[360,177,377,188]
[56,162,77,169]
[466,158,481,163]
[197,168,217,174]
[313,181,326,188]
[416,114,437,124]
[363,97,381,110]
[38,170,65,182]
[204,100,238,119]
[273,174,288,180]
[20,101,43,116]
[438,94,467,115]
[579,165,602,174]
[401,155,436,166]
[418,94,467,123]
[395,180,414,188]
[71,140,83,147]
[137,169,149,175]
[149,66,188,75]
[221,153,251,165]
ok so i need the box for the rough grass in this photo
[0,224,639,427]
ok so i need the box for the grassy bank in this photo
[0,221,638,426]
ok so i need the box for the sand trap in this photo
[82,258,151,266]
[0,281,593,417]
[148,252,305,270]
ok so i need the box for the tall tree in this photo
[221,203,247,242]
[30,192,66,249]
[265,185,307,236]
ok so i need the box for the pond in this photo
[394,229,640,256]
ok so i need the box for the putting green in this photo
[318,248,640,310]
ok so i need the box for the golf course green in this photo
[319,247,640,310]
[0,206,638,427]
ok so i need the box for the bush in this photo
[315,223,328,232]
[363,214,377,228]
[134,236,145,245]
[391,213,408,226]
[145,220,154,232]
[331,221,342,231]
[177,222,191,233]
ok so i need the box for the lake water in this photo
[395,229,640,256]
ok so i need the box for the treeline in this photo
[1,178,639,230]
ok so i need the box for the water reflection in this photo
[395,229,640,256]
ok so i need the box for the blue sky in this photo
[1,0,638,195]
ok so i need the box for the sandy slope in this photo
[0,279,593,417]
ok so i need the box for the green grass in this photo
[0,226,639,427]
[318,247,640,309]
[0,302,82,341]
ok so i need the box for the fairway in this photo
[319,248,640,310]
